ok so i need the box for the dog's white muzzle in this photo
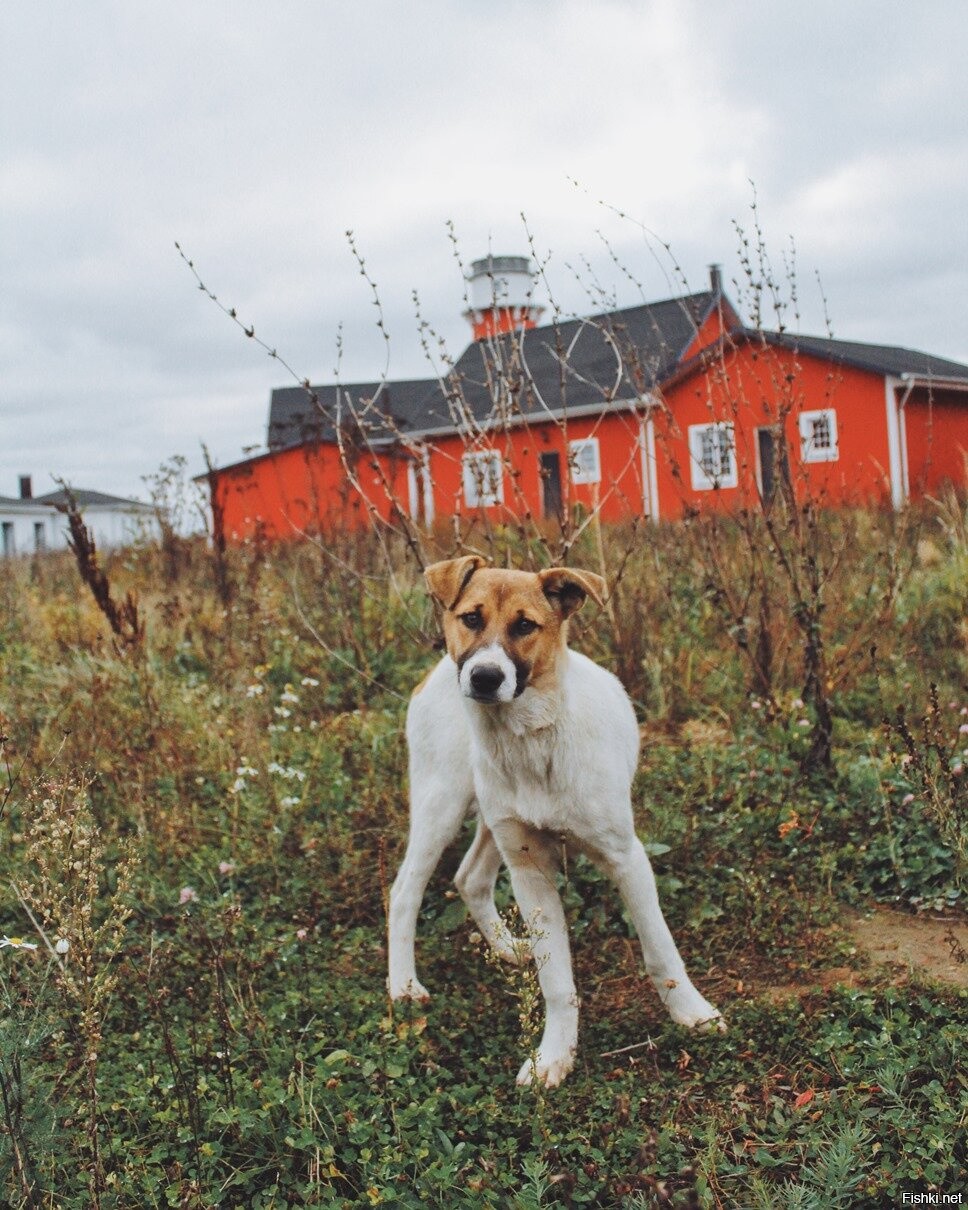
[458,642,518,704]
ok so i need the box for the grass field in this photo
[0,503,965,1207]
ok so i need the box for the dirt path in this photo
[764,907,968,1002]
[849,906,968,989]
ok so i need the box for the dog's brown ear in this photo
[424,555,486,611]
[539,567,606,618]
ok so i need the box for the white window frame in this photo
[799,409,839,463]
[462,450,504,508]
[688,422,737,491]
[568,437,601,485]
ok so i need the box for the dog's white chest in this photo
[473,723,568,825]
[469,690,622,836]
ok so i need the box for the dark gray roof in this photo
[260,294,968,464]
[266,290,719,449]
[33,488,152,510]
[753,331,968,382]
[423,292,718,431]
[267,378,438,450]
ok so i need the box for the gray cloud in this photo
[1,0,965,499]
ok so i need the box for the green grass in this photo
[0,513,965,1207]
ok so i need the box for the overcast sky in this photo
[2,1,966,500]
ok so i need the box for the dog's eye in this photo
[510,617,539,638]
[460,610,484,631]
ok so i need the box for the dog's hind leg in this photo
[454,819,529,964]
[490,819,580,1089]
[387,778,472,1001]
[601,838,724,1032]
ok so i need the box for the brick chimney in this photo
[464,255,544,341]
[708,264,723,295]
[19,475,32,500]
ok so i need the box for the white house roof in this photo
[31,488,152,511]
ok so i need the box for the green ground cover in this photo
[0,507,965,1207]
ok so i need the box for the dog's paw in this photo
[387,977,431,1003]
[515,1050,574,1089]
[662,983,725,1033]
[690,1010,727,1034]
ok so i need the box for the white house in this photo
[0,477,155,557]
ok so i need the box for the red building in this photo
[210,256,968,540]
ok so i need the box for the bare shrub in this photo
[11,776,137,1209]
[178,210,921,772]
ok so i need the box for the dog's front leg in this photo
[491,818,579,1088]
[388,782,472,1001]
[601,837,724,1032]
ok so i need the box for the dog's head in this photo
[424,556,605,704]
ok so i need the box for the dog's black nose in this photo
[470,664,505,697]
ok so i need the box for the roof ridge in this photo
[745,327,968,368]
[526,289,714,336]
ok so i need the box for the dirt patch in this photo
[763,908,968,1003]
[849,906,968,990]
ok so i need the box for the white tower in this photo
[464,255,544,340]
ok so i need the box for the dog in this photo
[387,556,723,1087]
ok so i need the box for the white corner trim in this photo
[422,454,435,525]
[639,413,660,521]
[884,377,907,509]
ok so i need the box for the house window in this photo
[462,450,504,508]
[2,522,14,557]
[34,522,46,552]
[799,409,839,462]
[688,422,737,490]
[568,437,601,485]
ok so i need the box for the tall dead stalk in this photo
[58,483,145,650]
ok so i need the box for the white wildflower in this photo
[0,936,38,951]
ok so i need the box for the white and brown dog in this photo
[388,556,723,1087]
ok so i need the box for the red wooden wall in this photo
[905,388,968,495]
[654,342,898,515]
[212,341,966,542]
